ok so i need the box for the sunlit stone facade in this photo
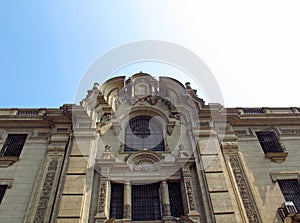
[0,73,299,223]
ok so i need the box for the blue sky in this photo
[1,1,300,108]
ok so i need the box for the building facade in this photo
[0,73,299,223]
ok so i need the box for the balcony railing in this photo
[278,201,300,223]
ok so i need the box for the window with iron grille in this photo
[125,116,165,151]
[168,182,184,217]
[0,134,27,157]
[278,180,300,212]
[0,185,8,204]
[132,183,162,221]
[110,183,124,219]
[256,131,285,153]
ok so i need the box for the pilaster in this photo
[181,164,201,223]
[27,137,69,223]
[161,180,171,217]
[123,182,131,222]
[94,177,109,223]
[222,140,263,223]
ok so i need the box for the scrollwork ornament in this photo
[229,155,261,223]
[98,181,107,213]
[33,158,58,223]
[185,178,195,210]
[123,204,131,219]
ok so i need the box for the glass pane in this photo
[125,116,164,151]
[256,131,283,153]
[278,180,300,211]
[168,182,184,217]
[110,183,124,219]
[0,134,27,157]
[0,185,7,204]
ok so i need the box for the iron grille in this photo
[132,183,162,221]
[0,134,27,157]
[256,131,284,153]
[168,182,184,217]
[0,185,8,204]
[278,180,300,212]
[242,108,265,114]
[110,183,124,219]
[125,116,165,151]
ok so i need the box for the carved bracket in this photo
[221,141,239,153]
[167,121,176,136]
[112,122,121,136]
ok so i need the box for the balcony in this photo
[278,202,300,223]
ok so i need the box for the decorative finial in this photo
[185,82,191,89]
[93,82,99,90]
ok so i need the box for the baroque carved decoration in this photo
[229,155,261,223]
[280,128,300,135]
[113,94,181,120]
[112,123,121,136]
[127,152,162,172]
[179,216,194,223]
[162,216,194,223]
[162,203,171,216]
[185,178,195,210]
[98,113,111,127]
[98,180,107,213]
[104,219,117,223]
[130,157,159,172]
[167,121,176,136]
[123,204,131,219]
[33,158,58,223]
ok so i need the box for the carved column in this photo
[161,180,171,216]
[123,182,131,221]
[95,177,109,223]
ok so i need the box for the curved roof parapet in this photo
[131,71,152,79]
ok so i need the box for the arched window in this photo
[125,116,165,151]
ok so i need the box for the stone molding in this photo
[33,156,60,223]
[270,172,300,183]
[0,178,14,188]
[228,154,262,223]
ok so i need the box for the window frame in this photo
[0,134,27,157]
[255,129,288,162]
[0,179,13,205]
[131,183,162,221]
[109,182,124,219]
[277,179,300,212]
[168,181,184,218]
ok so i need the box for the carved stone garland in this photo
[123,204,131,219]
[33,158,58,223]
[229,155,261,223]
[185,178,195,211]
[182,165,196,212]
[98,180,107,213]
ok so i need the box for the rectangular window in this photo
[256,130,285,153]
[110,183,124,219]
[0,185,8,204]
[132,183,161,221]
[168,182,184,217]
[0,134,27,157]
[278,179,300,211]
